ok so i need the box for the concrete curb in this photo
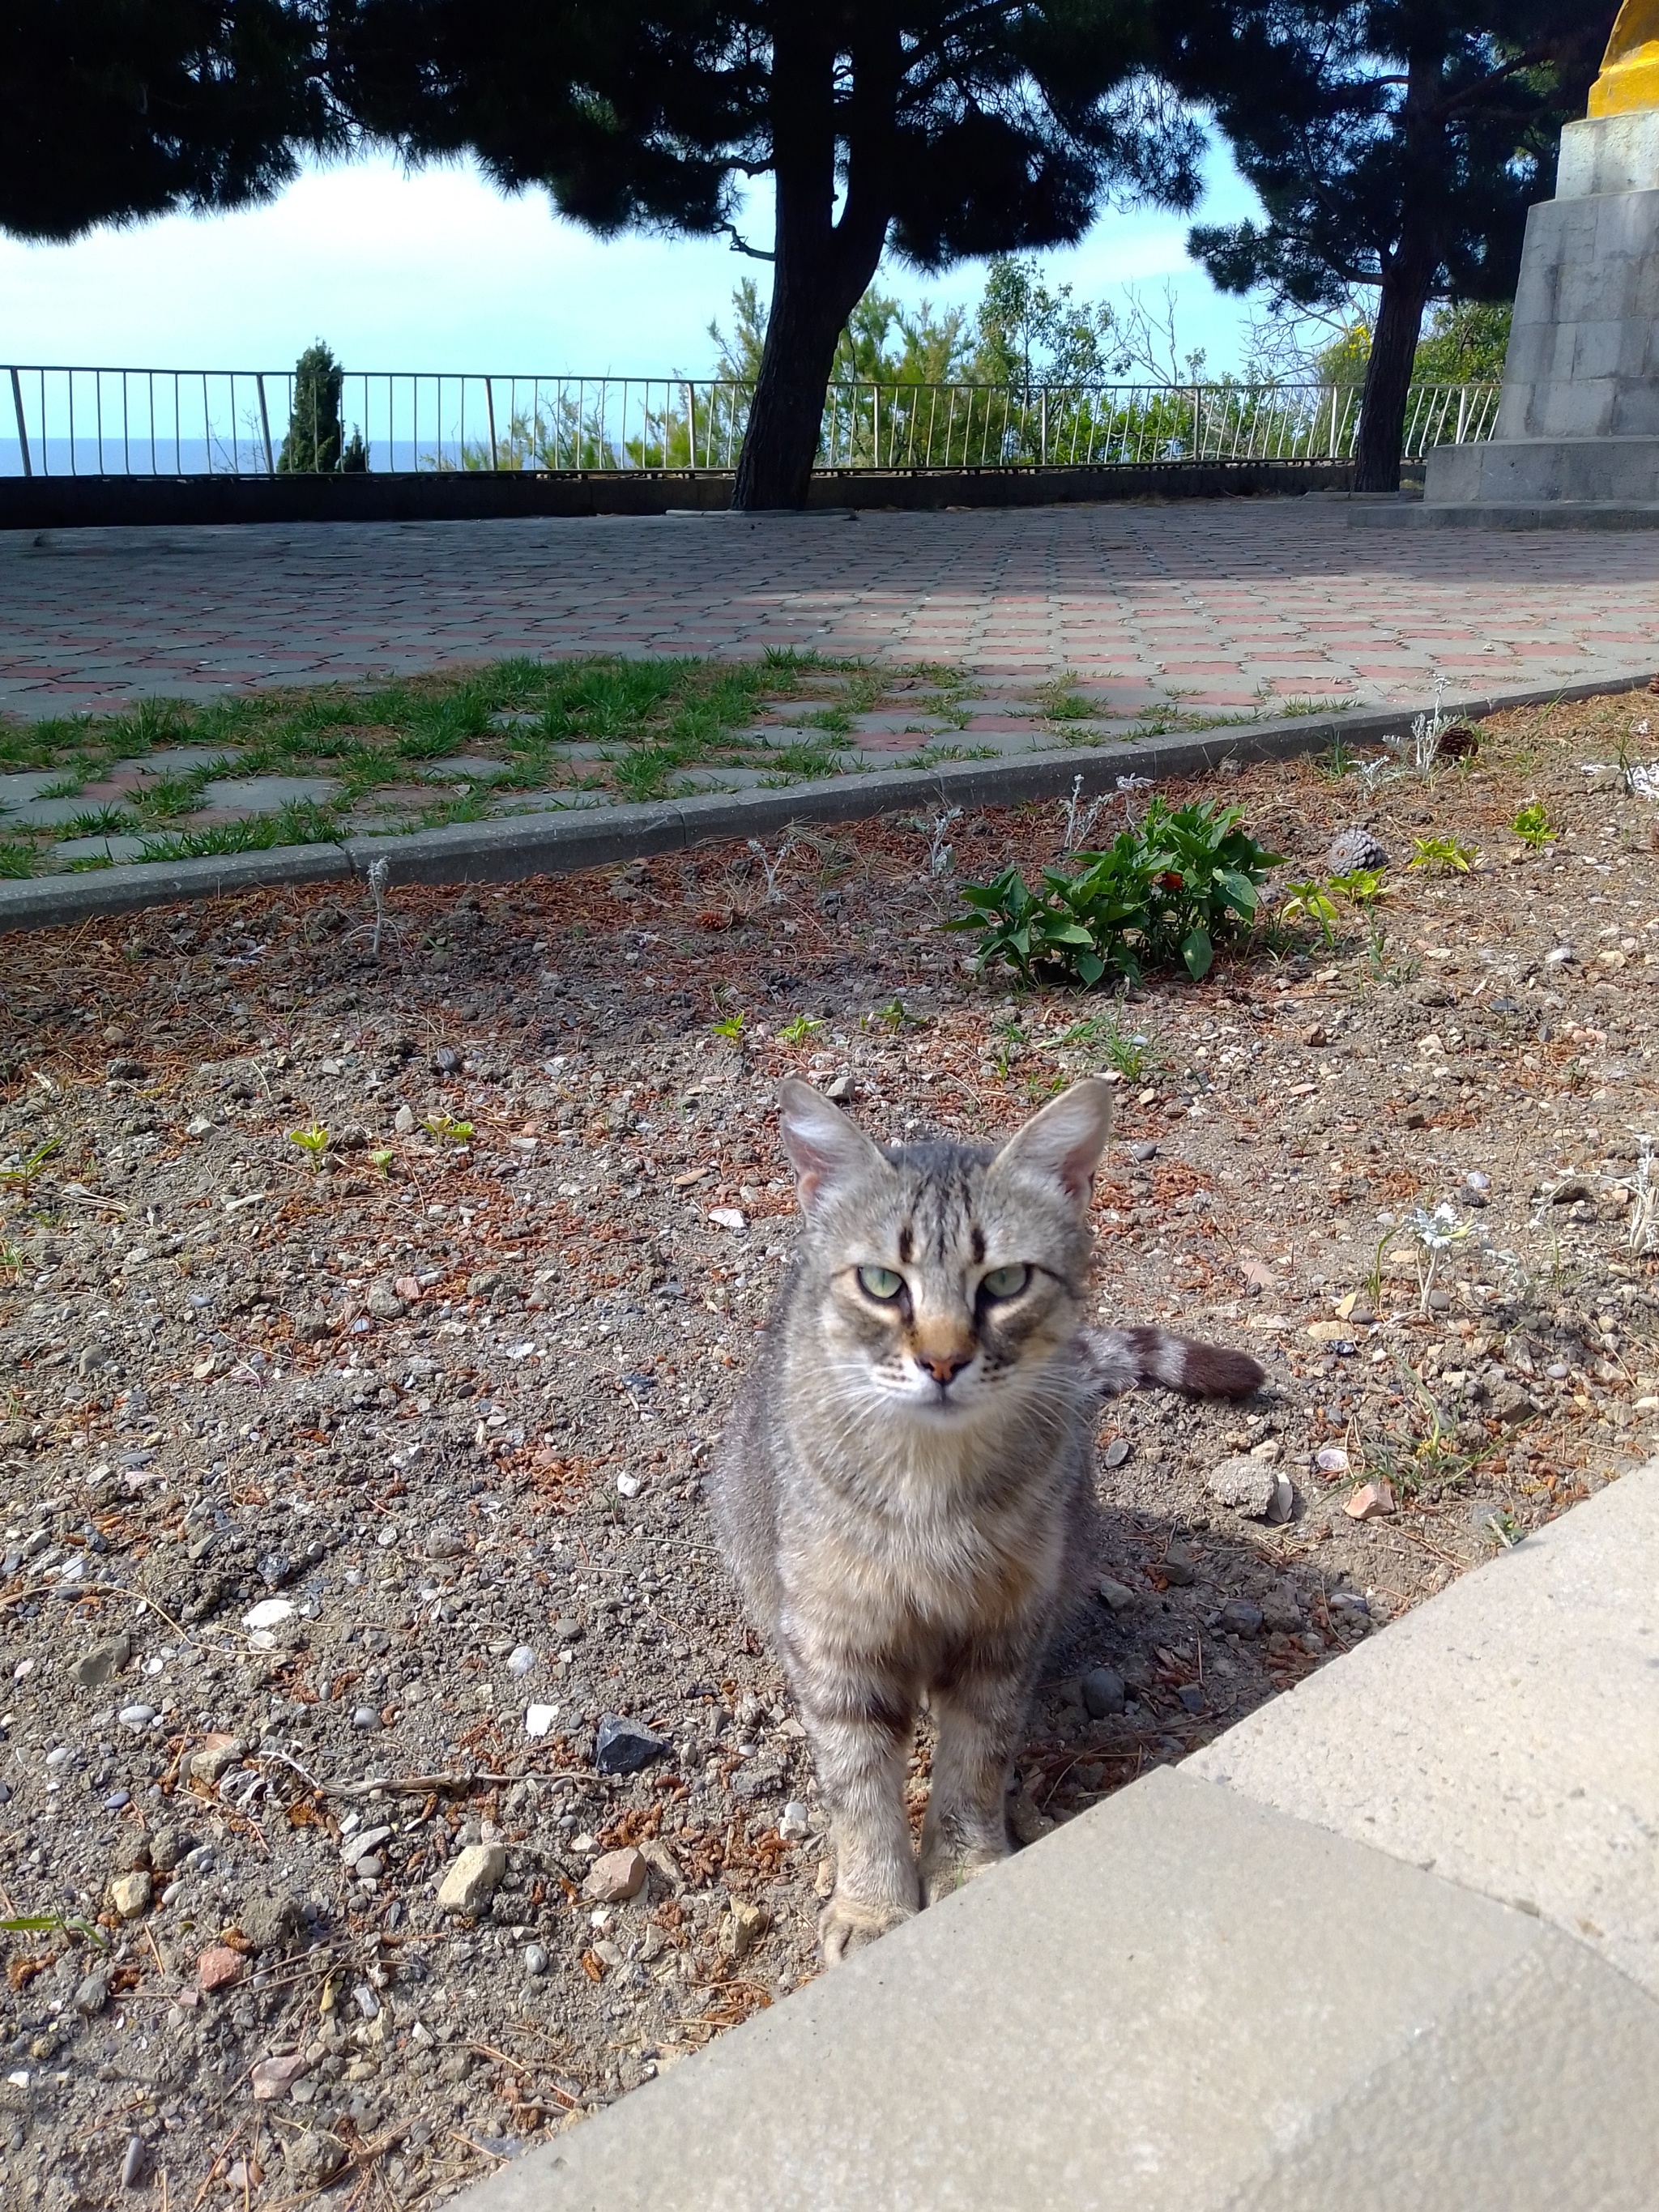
[450,1457,1659,2212]
[1,667,1652,935]
[1351,501,1659,530]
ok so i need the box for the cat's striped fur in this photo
[711,1076,1263,1963]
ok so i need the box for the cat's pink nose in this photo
[917,1346,972,1385]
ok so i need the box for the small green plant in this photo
[1327,866,1391,906]
[0,1136,62,1189]
[1403,1203,1475,1315]
[0,1910,108,1949]
[1408,834,1476,874]
[424,1112,474,1143]
[871,998,922,1030]
[288,1123,331,1167]
[1486,1507,1524,1549]
[1,1244,24,1281]
[1280,880,1339,947]
[710,1011,746,1042]
[368,1148,394,1178]
[1512,799,1555,849]
[1315,739,1359,780]
[777,1013,825,1046]
[951,798,1282,987]
[1055,1012,1153,1082]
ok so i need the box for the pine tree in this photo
[331,1,1202,508]
[276,343,369,473]
[0,0,337,241]
[1154,2,1611,491]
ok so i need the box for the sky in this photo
[0,142,1267,382]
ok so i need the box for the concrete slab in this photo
[5,795,123,827]
[111,748,242,775]
[0,772,69,808]
[412,757,513,782]
[51,834,151,865]
[455,1769,1659,2212]
[1188,1456,1659,2000]
[195,774,337,812]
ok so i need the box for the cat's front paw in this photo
[818,1890,915,1966]
[920,1844,1007,1907]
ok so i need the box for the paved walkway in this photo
[2,501,1657,718]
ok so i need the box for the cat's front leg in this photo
[794,1677,919,1964]
[918,1655,1035,1907]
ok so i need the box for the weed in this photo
[288,1123,331,1167]
[1328,866,1392,906]
[1627,1136,1658,1255]
[1280,880,1339,947]
[923,805,962,880]
[746,835,797,904]
[1403,676,1451,773]
[0,1137,62,1189]
[1037,675,1098,722]
[1,1244,24,1281]
[951,797,1282,987]
[1054,1011,1153,1082]
[1401,1203,1475,1315]
[0,841,34,879]
[1315,740,1359,781]
[1486,1507,1524,1548]
[710,1012,746,1042]
[777,1013,825,1046]
[1512,799,1556,849]
[424,1113,474,1143]
[65,803,139,837]
[1408,834,1476,874]
[0,1910,107,1949]
[869,998,922,1030]
[1060,774,1109,853]
[368,1149,394,1178]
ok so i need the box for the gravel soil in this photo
[1,688,1656,2210]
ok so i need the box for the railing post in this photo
[9,368,31,477]
[257,375,275,473]
[1040,389,1048,465]
[486,377,498,471]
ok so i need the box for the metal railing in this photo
[1,366,1502,479]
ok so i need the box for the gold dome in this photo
[1590,1,1659,117]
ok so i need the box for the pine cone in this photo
[1326,827,1390,873]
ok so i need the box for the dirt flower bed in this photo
[0,688,1655,2210]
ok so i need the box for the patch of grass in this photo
[1036,675,1099,722]
[1052,1011,1154,1081]
[0,841,36,878]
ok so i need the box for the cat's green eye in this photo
[856,1265,905,1302]
[981,1264,1031,1301]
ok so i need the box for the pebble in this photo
[352,1706,380,1730]
[250,2053,309,2102]
[1345,1481,1397,1521]
[121,2137,147,2189]
[117,1704,157,1730]
[1081,1666,1126,1719]
[394,1103,417,1135]
[1220,1598,1265,1638]
[109,1870,151,1918]
[424,1529,465,1559]
[73,1968,111,2017]
[1101,1437,1131,1469]
[367,1283,405,1320]
[72,1633,131,1688]
[1097,1576,1139,1613]
[1161,1541,1198,1587]
[1207,1456,1285,1520]
[778,1801,811,1842]
[1125,1140,1159,1163]
[719,1901,769,1962]
[243,1599,296,1631]
[524,1704,560,1738]
[197,1946,243,1993]
[523,1943,549,1976]
[595,1715,668,1775]
[507,1645,536,1676]
[285,2133,347,2188]
[437,1843,507,1915]
[582,1847,646,1903]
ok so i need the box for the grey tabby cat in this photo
[713,1075,1263,1963]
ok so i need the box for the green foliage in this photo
[277,343,367,475]
[777,1014,825,1046]
[1280,879,1338,945]
[424,1113,473,1143]
[1512,799,1555,848]
[710,1012,746,1042]
[1053,1011,1154,1081]
[1409,834,1476,874]
[288,1123,330,1166]
[1312,301,1514,390]
[1327,865,1391,906]
[951,798,1282,987]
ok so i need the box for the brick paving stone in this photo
[0,504,1655,727]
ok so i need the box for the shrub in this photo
[949,797,1282,987]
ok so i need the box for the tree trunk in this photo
[732,19,893,510]
[1352,243,1434,493]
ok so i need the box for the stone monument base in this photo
[1422,112,1659,523]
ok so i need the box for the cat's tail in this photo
[1080,1324,1265,1400]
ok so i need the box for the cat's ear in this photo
[777,1077,883,1216]
[992,1077,1115,1206]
